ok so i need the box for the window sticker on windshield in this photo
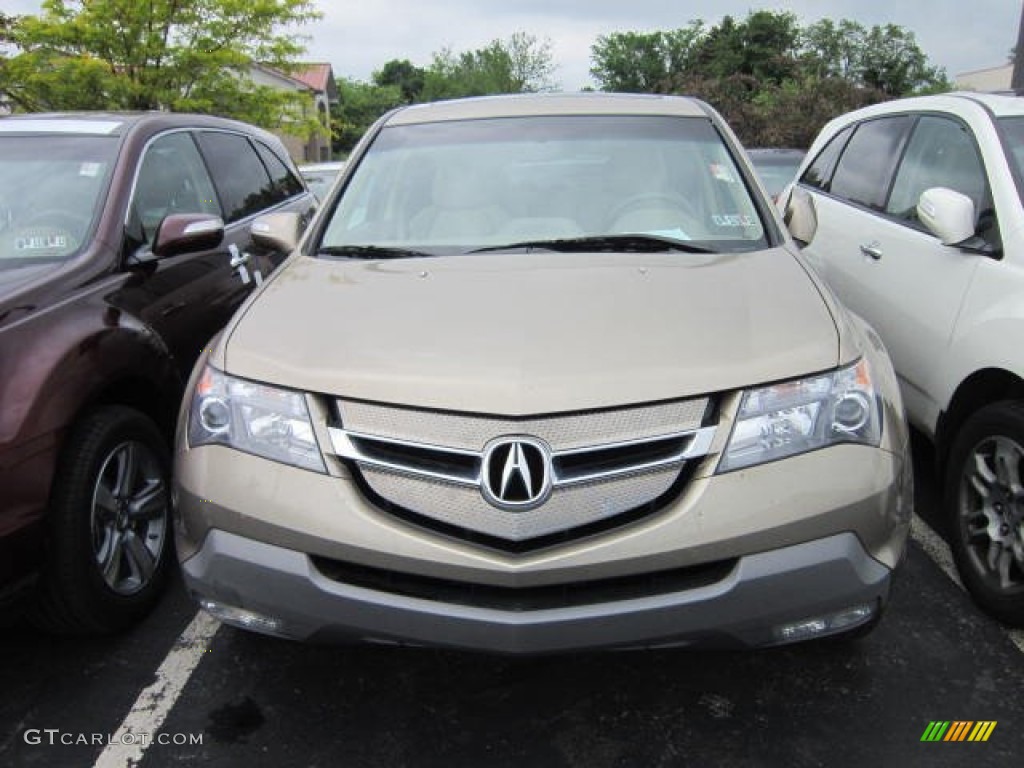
[14,232,69,252]
[712,214,756,227]
[709,163,736,183]
[79,162,101,177]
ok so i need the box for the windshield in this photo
[319,115,768,256]
[0,135,117,267]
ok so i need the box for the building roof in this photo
[292,64,335,94]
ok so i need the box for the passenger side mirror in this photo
[783,187,817,246]
[917,187,976,246]
[251,212,302,254]
[151,214,224,259]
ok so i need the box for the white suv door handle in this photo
[860,242,883,261]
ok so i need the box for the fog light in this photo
[199,598,285,635]
[773,603,875,643]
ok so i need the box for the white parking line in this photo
[910,513,1024,655]
[93,611,220,768]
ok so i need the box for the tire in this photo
[30,406,172,634]
[945,401,1024,627]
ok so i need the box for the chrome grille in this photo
[329,397,716,546]
[337,398,709,451]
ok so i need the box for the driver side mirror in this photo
[140,213,224,261]
[783,186,817,247]
[917,187,975,246]
[251,212,302,254]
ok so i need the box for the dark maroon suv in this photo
[0,113,314,632]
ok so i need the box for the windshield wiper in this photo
[317,245,434,260]
[469,234,714,254]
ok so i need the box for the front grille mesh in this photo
[361,465,681,541]
[337,398,708,452]
[333,396,715,548]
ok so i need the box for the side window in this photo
[800,124,854,191]
[196,132,277,223]
[829,116,912,210]
[132,132,220,243]
[886,116,988,226]
[253,141,304,200]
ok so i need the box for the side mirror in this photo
[150,214,224,259]
[783,186,817,246]
[917,187,976,246]
[251,212,302,254]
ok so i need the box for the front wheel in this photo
[31,406,172,633]
[945,401,1024,627]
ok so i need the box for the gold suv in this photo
[174,94,912,652]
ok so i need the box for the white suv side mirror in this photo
[917,187,976,246]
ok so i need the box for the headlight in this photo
[188,365,326,473]
[718,358,881,473]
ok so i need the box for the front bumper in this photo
[176,431,911,652]
[181,529,892,651]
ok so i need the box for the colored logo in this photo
[920,721,996,742]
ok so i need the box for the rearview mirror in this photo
[251,212,302,254]
[917,187,975,246]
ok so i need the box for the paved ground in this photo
[2,438,1022,768]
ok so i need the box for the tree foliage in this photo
[331,77,404,155]
[373,59,426,103]
[590,24,704,93]
[331,32,556,156]
[592,11,951,147]
[0,0,322,134]
[420,32,555,101]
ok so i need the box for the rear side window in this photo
[196,131,277,223]
[800,125,854,192]
[829,116,912,210]
[253,141,304,200]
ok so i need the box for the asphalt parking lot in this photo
[2,439,1022,768]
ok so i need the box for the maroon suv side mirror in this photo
[151,214,225,259]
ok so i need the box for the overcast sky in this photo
[5,1,1021,90]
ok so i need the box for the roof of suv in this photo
[824,91,1024,124]
[0,111,279,138]
[385,92,709,126]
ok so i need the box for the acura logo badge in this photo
[481,436,552,510]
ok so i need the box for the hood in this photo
[223,249,840,415]
[0,262,62,324]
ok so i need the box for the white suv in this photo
[784,92,1024,626]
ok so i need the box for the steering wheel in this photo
[608,192,700,228]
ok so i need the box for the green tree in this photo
[590,24,703,92]
[801,19,949,95]
[692,10,801,84]
[373,58,426,103]
[857,24,949,95]
[0,0,322,133]
[331,78,404,155]
[420,32,556,101]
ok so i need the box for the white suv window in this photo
[886,116,987,226]
[828,116,911,210]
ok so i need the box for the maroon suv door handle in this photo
[859,242,883,261]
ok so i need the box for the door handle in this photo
[228,243,250,269]
[859,241,883,261]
